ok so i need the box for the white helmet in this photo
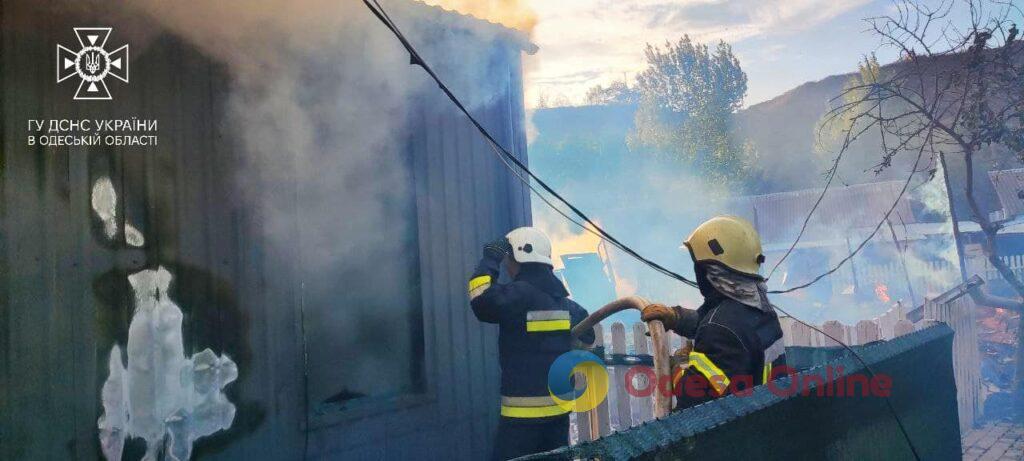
[506,227,553,266]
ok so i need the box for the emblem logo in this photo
[57,27,129,100]
[548,350,609,413]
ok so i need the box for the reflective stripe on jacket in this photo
[672,296,786,410]
[468,261,594,421]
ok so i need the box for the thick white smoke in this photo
[81,0,526,428]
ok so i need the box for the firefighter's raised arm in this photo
[468,237,519,323]
[468,227,578,459]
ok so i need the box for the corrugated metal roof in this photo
[405,0,539,54]
[730,181,916,246]
[987,168,1024,220]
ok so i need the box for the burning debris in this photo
[977,305,1020,404]
[875,283,891,304]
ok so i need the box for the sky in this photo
[523,0,913,108]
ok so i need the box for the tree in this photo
[628,36,751,186]
[817,54,883,158]
[824,0,1023,414]
[585,80,640,106]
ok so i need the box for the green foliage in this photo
[628,36,751,187]
[816,54,883,157]
[584,81,639,106]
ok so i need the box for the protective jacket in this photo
[469,259,594,423]
[670,265,786,410]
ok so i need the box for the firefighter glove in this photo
[641,303,679,329]
[483,237,513,262]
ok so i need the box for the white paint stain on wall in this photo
[125,223,146,247]
[98,266,237,461]
[91,177,119,239]
[91,176,147,247]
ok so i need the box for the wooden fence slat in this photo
[591,324,611,437]
[821,320,846,346]
[609,323,631,432]
[854,320,880,345]
[576,323,603,443]
[875,310,893,340]
[790,321,813,346]
[780,317,796,347]
[574,385,596,441]
[631,322,653,425]
[919,295,982,434]
[670,331,683,354]
[893,319,914,337]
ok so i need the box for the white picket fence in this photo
[970,254,1024,284]
[572,282,983,443]
[779,303,914,348]
[825,259,958,301]
[571,323,688,443]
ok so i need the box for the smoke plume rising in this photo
[92,0,521,409]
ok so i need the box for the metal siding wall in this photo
[507,48,533,226]
[241,27,529,461]
[1,4,530,461]
[315,43,532,460]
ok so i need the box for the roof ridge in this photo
[735,179,907,201]
[404,0,537,53]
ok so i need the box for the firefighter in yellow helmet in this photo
[641,216,786,409]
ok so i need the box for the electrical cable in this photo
[486,137,697,287]
[768,148,926,295]
[770,303,922,460]
[500,130,923,459]
[362,0,698,288]
[360,2,921,457]
[765,153,843,280]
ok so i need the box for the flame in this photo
[547,223,643,298]
[549,223,602,270]
[422,0,537,33]
[611,276,638,298]
[874,283,891,304]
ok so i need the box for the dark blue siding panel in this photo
[1,3,531,460]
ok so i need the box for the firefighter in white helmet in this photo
[468,226,595,460]
[641,216,786,409]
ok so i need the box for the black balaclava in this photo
[516,262,570,298]
[694,262,722,302]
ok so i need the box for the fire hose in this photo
[360,0,923,455]
[570,296,673,418]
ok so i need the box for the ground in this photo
[962,421,1024,460]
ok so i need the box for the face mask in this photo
[694,263,717,298]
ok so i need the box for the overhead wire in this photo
[769,300,922,460]
[360,2,921,457]
[363,0,697,288]
[764,153,843,281]
[768,148,926,294]
[765,93,890,281]
[486,137,697,287]
[494,132,925,457]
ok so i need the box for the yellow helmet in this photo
[683,216,765,277]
